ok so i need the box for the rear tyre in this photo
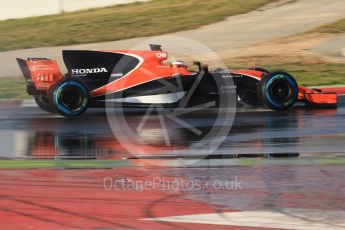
[258,71,298,111]
[34,95,54,113]
[48,79,89,117]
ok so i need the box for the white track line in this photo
[143,208,345,230]
[21,99,36,107]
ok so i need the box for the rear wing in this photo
[16,58,62,95]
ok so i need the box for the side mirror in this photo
[149,44,162,51]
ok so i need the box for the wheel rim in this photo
[264,74,297,109]
[269,78,292,103]
[60,88,83,111]
[54,82,88,115]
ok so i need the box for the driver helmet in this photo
[171,61,188,68]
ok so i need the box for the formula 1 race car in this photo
[17,44,343,117]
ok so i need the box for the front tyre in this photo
[49,79,89,117]
[258,71,298,111]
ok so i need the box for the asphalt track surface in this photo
[2,0,345,77]
[0,104,344,229]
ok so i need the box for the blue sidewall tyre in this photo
[258,71,298,111]
[50,80,89,117]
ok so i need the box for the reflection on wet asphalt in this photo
[0,106,344,160]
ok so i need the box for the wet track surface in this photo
[0,106,344,229]
[0,106,345,160]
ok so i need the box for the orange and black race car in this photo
[17,44,345,117]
